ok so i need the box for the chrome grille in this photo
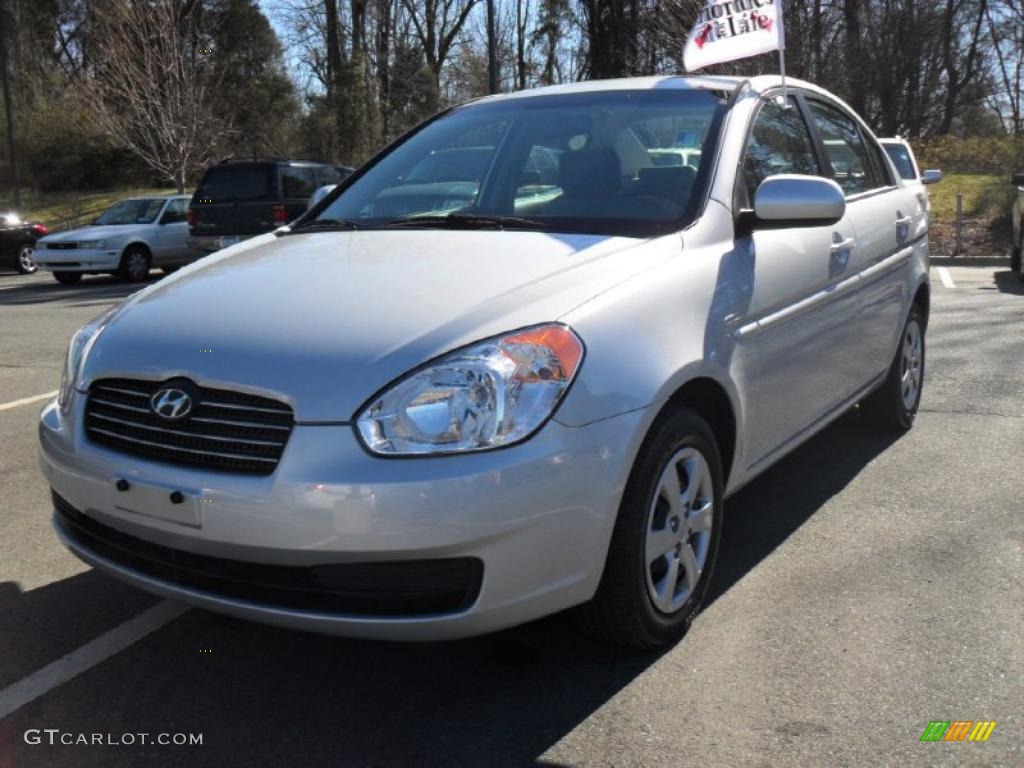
[85,378,294,475]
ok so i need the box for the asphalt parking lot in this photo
[0,265,1020,767]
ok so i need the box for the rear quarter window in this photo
[196,166,272,202]
[281,166,318,198]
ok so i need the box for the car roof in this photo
[473,74,846,103]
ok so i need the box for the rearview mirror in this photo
[747,175,846,230]
[921,169,943,185]
[1012,172,1024,187]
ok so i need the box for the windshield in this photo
[303,89,729,237]
[95,199,166,225]
[883,143,917,180]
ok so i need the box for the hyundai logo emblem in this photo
[150,388,193,420]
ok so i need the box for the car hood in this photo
[40,224,146,243]
[82,229,676,420]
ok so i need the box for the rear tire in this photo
[119,245,151,282]
[1012,242,1022,277]
[577,406,723,648]
[15,243,37,274]
[53,271,82,285]
[861,304,925,430]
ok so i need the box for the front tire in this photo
[861,303,925,430]
[15,243,37,274]
[53,271,82,285]
[1012,242,1021,276]
[119,246,151,282]
[577,407,723,648]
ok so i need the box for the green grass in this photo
[0,188,180,231]
[928,173,1013,224]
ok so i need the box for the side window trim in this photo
[803,94,896,198]
[733,88,822,213]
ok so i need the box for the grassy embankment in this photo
[1,189,178,232]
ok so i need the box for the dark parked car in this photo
[1,213,48,274]
[187,159,352,252]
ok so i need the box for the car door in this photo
[154,199,191,264]
[732,94,861,468]
[806,99,920,389]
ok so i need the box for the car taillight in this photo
[272,204,288,225]
[187,209,196,227]
[32,223,48,235]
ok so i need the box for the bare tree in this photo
[400,0,480,87]
[83,0,226,191]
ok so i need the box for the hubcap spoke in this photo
[679,542,700,593]
[689,500,713,533]
[657,462,685,520]
[646,524,677,564]
[653,555,680,612]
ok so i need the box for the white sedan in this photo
[35,195,201,285]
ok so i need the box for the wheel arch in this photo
[913,280,930,330]
[121,240,153,259]
[658,376,738,490]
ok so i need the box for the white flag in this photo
[683,0,785,72]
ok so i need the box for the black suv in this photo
[188,159,352,252]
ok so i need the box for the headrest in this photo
[559,149,621,198]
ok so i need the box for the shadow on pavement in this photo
[0,274,159,306]
[0,411,901,767]
[993,269,1024,295]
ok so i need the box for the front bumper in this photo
[35,248,121,271]
[40,395,647,640]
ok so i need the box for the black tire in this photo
[861,303,925,430]
[15,243,37,274]
[1012,243,1022,277]
[119,245,151,282]
[53,271,82,285]
[577,406,724,648]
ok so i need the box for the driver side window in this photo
[742,97,821,204]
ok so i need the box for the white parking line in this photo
[0,391,58,412]
[0,601,188,720]
[937,267,956,288]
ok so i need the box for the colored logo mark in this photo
[920,721,996,742]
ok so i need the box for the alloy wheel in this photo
[901,318,923,410]
[644,447,714,615]
[18,245,37,274]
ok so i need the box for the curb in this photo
[931,257,1010,267]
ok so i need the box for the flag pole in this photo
[779,46,788,106]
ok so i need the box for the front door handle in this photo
[830,236,856,253]
[894,215,912,226]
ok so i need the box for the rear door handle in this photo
[894,215,912,226]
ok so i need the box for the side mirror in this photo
[921,169,943,185]
[1012,172,1024,187]
[745,175,846,231]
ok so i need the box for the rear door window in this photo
[281,166,317,198]
[807,100,884,196]
[196,166,272,202]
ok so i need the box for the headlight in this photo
[58,306,119,413]
[78,240,107,250]
[356,323,584,455]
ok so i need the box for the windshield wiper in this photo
[287,218,362,232]
[385,213,556,231]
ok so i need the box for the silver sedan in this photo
[40,76,929,647]
[34,195,200,284]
